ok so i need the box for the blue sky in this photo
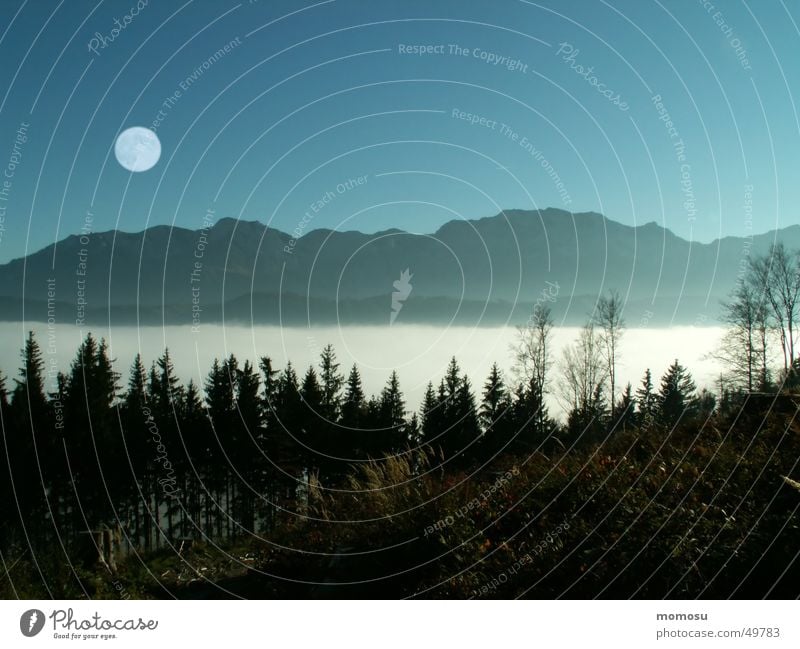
[0,0,797,262]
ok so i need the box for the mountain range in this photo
[1,208,796,327]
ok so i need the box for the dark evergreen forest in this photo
[2,247,800,599]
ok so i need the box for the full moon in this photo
[114,126,161,172]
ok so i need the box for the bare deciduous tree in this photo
[715,281,771,391]
[513,305,554,395]
[513,306,554,434]
[558,322,607,417]
[596,290,625,416]
[749,243,800,374]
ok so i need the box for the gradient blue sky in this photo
[0,0,797,262]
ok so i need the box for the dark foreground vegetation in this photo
[2,245,800,598]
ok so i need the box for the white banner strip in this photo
[0,600,797,647]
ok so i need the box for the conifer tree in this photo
[259,356,280,431]
[236,360,262,435]
[435,358,480,463]
[658,360,697,427]
[12,331,48,420]
[125,354,148,411]
[614,382,637,430]
[340,364,365,431]
[479,363,510,431]
[636,368,657,427]
[8,333,50,533]
[406,412,422,446]
[275,362,301,433]
[319,344,344,421]
[420,382,439,444]
[379,370,406,453]
[299,366,324,464]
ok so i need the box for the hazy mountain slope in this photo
[1,208,798,326]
